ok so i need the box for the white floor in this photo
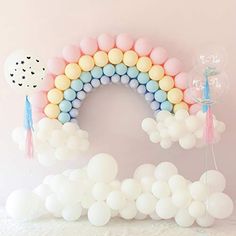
[1,208,236,236]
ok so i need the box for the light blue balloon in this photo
[100,76,110,85]
[69,108,79,118]
[72,99,81,108]
[91,66,103,79]
[154,90,167,102]
[59,100,72,112]
[80,72,92,83]
[58,112,71,124]
[121,75,130,84]
[145,92,154,102]
[77,91,86,100]
[111,74,120,83]
[137,73,149,84]
[146,80,159,93]
[115,63,127,75]
[161,100,173,112]
[103,64,115,77]
[150,101,160,111]
[129,79,139,89]
[71,79,83,92]
[64,88,76,101]
[91,78,101,88]
[83,83,93,93]
[127,67,139,78]
[137,85,146,94]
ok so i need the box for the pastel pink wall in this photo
[0,0,235,203]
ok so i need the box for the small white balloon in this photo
[136,193,157,215]
[92,182,111,201]
[141,118,157,133]
[33,184,52,200]
[172,190,192,208]
[154,162,178,181]
[168,122,187,139]
[160,138,172,149]
[179,134,196,149]
[188,201,206,218]
[62,122,79,134]
[175,208,195,227]
[140,177,155,192]
[156,110,171,122]
[81,193,95,209]
[133,164,155,180]
[106,191,126,211]
[196,212,215,227]
[175,109,189,121]
[189,181,208,201]
[119,200,137,220]
[168,175,187,193]
[149,131,161,143]
[49,129,67,148]
[152,180,171,198]
[49,174,68,192]
[121,179,142,200]
[55,147,72,160]
[156,197,177,219]
[45,194,63,217]
[207,192,234,219]
[185,116,201,132]
[62,203,82,221]
[88,201,111,226]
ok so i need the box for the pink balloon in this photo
[184,88,197,105]
[33,111,45,122]
[80,37,98,55]
[47,57,66,75]
[97,33,115,52]
[40,74,55,92]
[189,103,201,114]
[116,33,134,51]
[150,47,168,65]
[134,38,152,56]
[62,45,81,62]
[30,92,48,108]
[175,72,189,90]
[164,58,182,76]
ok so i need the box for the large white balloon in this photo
[175,208,195,227]
[92,183,111,201]
[196,212,215,227]
[119,201,137,220]
[154,162,178,181]
[189,181,208,201]
[88,202,111,226]
[207,192,234,219]
[156,198,177,219]
[45,194,63,217]
[87,153,118,183]
[152,180,171,198]
[168,175,187,193]
[6,189,45,220]
[106,191,126,210]
[33,184,52,200]
[188,201,206,218]
[4,50,46,95]
[172,190,192,208]
[62,203,82,221]
[133,164,156,180]
[121,179,142,200]
[136,193,157,215]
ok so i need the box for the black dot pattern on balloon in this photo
[21,61,24,64]
[12,80,15,83]
[31,71,35,75]
[22,76,25,79]
[27,85,29,87]
[15,69,17,71]
[43,68,45,71]
[10,74,13,77]
[18,83,22,86]
[33,85,37,88]
[36,59,39,62]
[29,67,31,69]
[16,62,18,65]
[41,78,44,80]
[27,56,31,59]
[22,69,26,72]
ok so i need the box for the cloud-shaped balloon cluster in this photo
[12,118,89,166]
[142,110,226,149]
[6,153,233,227]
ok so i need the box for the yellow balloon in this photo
[136,57,152,72]
[44,103,60,119]
[168,88,184,104]
[94,51,108,67]
[123,50,138,67]
[159,76,174,91]
[149,65,164,81]
[55,75,71,91]
[65,63,81,80]
[173,102,189,113]
[108,48,123,64]
[47,88,63,104]
[79,55,95,71]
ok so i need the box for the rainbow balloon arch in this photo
[5,34,233,228]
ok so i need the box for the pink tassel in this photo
[204,106,214,144]
[26,130,34,159]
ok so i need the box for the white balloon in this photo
[207,192,234,219]
[33,184,52,200]
[76,138,90,151]
[121,178,142,200]
[140,177,155,192]
[76,129,89,139]
[55,147,72,160]
[49,174,68,192]
[62,122,79,134]
[179,134,196,149]
[185,116,201,132]
[188,201,206,218]
[172,190,192,208]
[154,162,178,181]
[168,122,187,139]
[49,129,67,148]
[81,193,95,209]
[156,198,177,219]
[87,153,118,183]
[110,180,121,190]
[168,175,187,193]
[189,181,208,201]
[119,201,137,220]
[200,170,226,193]
[134,164,155,180]
[141,118,157,133]
[149,131,161,143]
[45,194,63,217]
[152,181,171,198]
[111,209,119,218]
[149,211,161,220]
[156,110,171,122]
[69,169,87,181]
[106,191,126,210]
[6,189,44,220]
[196,212,215,227]
[62,203,82,221]
[88,201,111,226]
[136,193,157,215]
[175,110,189,121]
[175,208,195,227]
[92,183,111,201]
[37,151,56,167]
[42,175,55,185]
[4,50,46,95]
[215,121,226,133]
[160,138,172,149]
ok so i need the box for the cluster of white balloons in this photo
[142,109,226,149]
[6,153,234,227]
[12,118,89,165]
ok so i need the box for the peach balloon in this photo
[175,72,189,90]
[116,33,134,51]
[189,103,201,114]
[80,37,98,55]
[40,74,55,91]
[30,92,48,108]
[150,47,168,65]
[62,45,81,62]
[184,88,197,105]
[164,58,182,76]
[47,57,66,75]
[97,33,115,52]
[134,38,152,56]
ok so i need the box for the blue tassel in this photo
[202,71,210,113]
